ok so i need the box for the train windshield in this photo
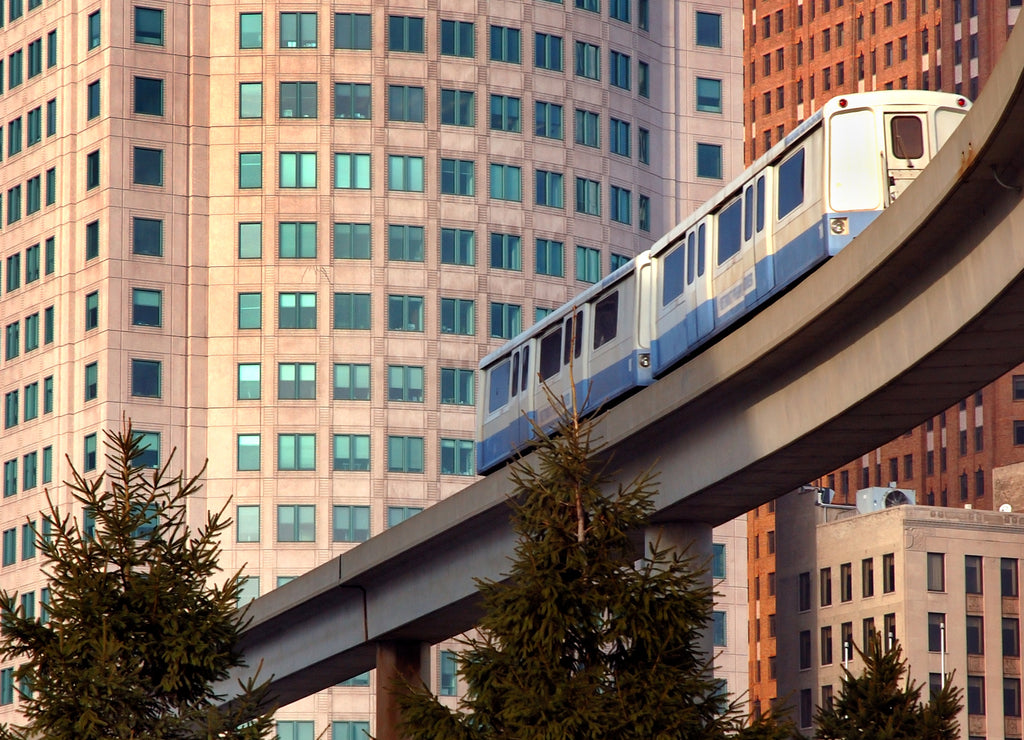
[890,116,924,159]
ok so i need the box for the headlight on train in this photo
[830,217,848,235]
[639,353,650,368]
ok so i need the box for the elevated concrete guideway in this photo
[223,23,1024,714]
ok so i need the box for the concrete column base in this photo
[646,521,714,660]
[376,640,429,740]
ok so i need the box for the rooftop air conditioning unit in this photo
[856,486,916,514]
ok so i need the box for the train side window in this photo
[890,116,923,159]
[540,329,562,380]
[686,233,696,286]
[488,359,511,413]
[521,346,530,392]
[573,312,584,359]
[717,200,742,265]
[743,185,754,241]
[663,245,685,304]
[777,148,805,220]
[593,292,619,349]
[511,353,520,397]
[756,175,766,232]
[698,224,706,276]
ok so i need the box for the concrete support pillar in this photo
[646,521,714,661]
[376,640,429,740]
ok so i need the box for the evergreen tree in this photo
[398,393,800,740]
[0,421,275,740]
[814,633,962,740]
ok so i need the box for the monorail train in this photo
[477,90,971,474]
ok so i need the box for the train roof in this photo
[479,254,646,369]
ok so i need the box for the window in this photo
[4,322,19,361]
[236,505,260,542]
[862,557,874,597]
[26,176,42,215]
[278,292,317,329]
[441,438,474,475]
[387,365,424,402]
[333,505,370,541]
[441,228,474,266]
[335,13,370,50]
[441,19,474,57]
[574,109,600,149]
[388,295,424,332]
[43,377,53,414]
[441,159,474,196]
[1005,617,1021,657]
[638,0,650,29]
[535,32,563,71]
[820,567,832,606]
[798,571,811,611]
[133,147,163,186]
[965,555,983,594]
[388,436,424,472]
[131,358,161,398]
[237,576,259,605]
[489,94,521,133]
[278,363,316,400]
[532,170,565,209]
[490,25,521,63]
[388,85,424,123]
[927,552,945,591]
[334,83,370,119]
[575,41,600,79]
[575,178,600,216]
[840,562,852,601]
[696,77,722,113]
[238,152,262,188]
[278,435,316,472]
[696,143,722,179]
[490,302,521,339]
[610,50,630,89]
[883,553,895,592]
[24,382,38,420]
[490,233,522,271]
[279,152,317,188]
[440,298,475,335]
[333,363,370,401]
[279,81,317,119]
[134,77,163,116]
[239,12,262,48]
[610,186,631,225]
[388,155,424,192]
[638,127,650,165]
[133,217,163,256]
[799,629,811,669]
[85,218,100,259]
[129,288,163,329]
[21,520,36,557]
[238,363,261,400]
[84,433,98,471]
[388,506,423,527]
[238,292,261,329]
[696,12,721,47]
[638,61,649,97]
[577,245,600,283]
[84,291,100,331]
[441,368,474,406]
[332,293,371,331]
[1002,558,1019,597]
[536,238,564,277]
[535,101,563,139]
[334,223,371,259]
[967,676,985,715]
[928,612,946,652]
[386,225,423,262]
[610,118,630,157]
[967,615,984,655]
[713,611,727,647]
[88,11,102,49]
[1007,678,1022,719]
[280,12,317,48]
[334,153,371,190]
[87,80,101,120]
[389,15,424,53]
[279,222,317,258]
[333,722,371,740]
[237,434,261,471]
[3,461,16,496]
[134,7,164,45]
[277,504,315,540]
[489,164,521,201]
[440,651,458,696]
[333,435,370,472]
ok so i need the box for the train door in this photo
[532,308,588,428]
[689,223,713,343]
[884,112,930,203]
[750,173,774,301]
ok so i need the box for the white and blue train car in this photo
[478,91,970,474]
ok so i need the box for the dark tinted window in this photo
[663,246,684,305]
[717,199,742,264]
[593,292,619,349]
[891,115,924,159]
[540,329,562,380]
[778,148,805,219]
[488,359,510,412]
[756,175,766,232]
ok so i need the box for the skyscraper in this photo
[0,0,743,733]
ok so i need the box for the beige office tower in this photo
[0,0,742,734]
